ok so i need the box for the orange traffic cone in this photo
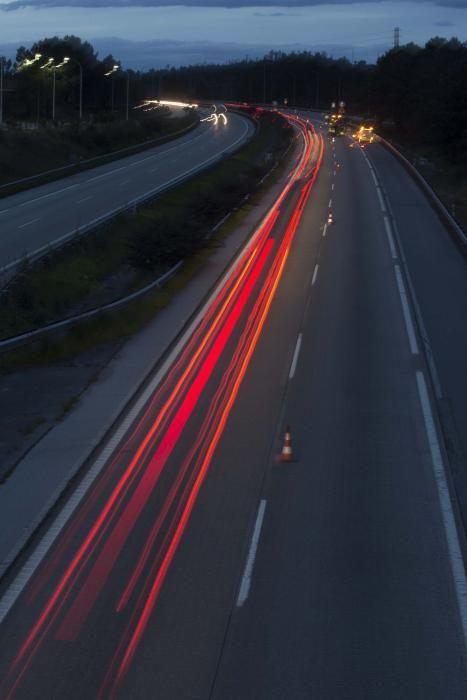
[280,425,295,463]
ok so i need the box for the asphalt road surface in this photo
[0,111,253,272]
[1,122,466,700]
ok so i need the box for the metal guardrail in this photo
[0,111,261,351]
[0,261,184,353]
[377,135,467,258]
[0,116,254,280]
[0,117,199,196]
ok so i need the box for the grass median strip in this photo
[0,110,293,371]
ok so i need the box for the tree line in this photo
[1,35,466,159]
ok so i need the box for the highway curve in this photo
[0,111,253,273]
[1,119,467,699]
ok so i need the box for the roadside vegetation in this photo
[3,34,465,229]
[0,111,197,188]
[0,109,293,368]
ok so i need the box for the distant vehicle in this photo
[353,124,375,145]
[328,111,348,136]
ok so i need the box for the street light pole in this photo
[78,61,83,121]
[0,58,4,127]
[105,65,129,120]
[64,57,83,121]
[52,64,56,120]
[125,71,129,121]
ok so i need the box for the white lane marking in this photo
[19,184,79,207]
[322,223,328,238]
[328,199,332,209]
[289,333,303,380]
[0,119,263,623]
[416,370,467,649]
[376,186,386,213]
[237,500,267,607]
[331,183,335,191]
[311,263,319,286]
[127,155,154,167]
[333,170,336,176]
[77,196,93,204]
[87,166,125,182]
[384,216,397,260]
[148,166,159,173]
[394,265,419,355]
[0,209,9,214]
[370,170,379,186]
[1,118,252,277]
[120,179,131,186]
[18,217,40,229]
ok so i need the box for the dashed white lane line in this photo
[333,170,337,177]
[331,183,335,191]
[384,216,397,260]
[376,186,386,213]
[311,263,319,286]
[19,184,79,207]
[289,333,303,380]
[237,500,267,607]
[322,223,328,238]
[77,196,93,204]
[0,209,8,214]
[18,217,40,229]
[87,166,125,182]
[370,170,379,186]
[416,370,467,650]
[394,265,419,355]
[328,199,332,209]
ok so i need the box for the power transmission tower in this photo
[394,27,400,49]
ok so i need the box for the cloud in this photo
[2,0,467,10]
[0,36,388,68]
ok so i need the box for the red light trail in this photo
[2,116,323,700]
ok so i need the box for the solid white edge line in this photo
[416,371,467,649]
[0,115,297,623]
[236,500,267,607]
[383,216,397,260]
[376,186,386,213]
[394,265,419,355]
[1,117,252,276]
[311,263,319,286]
[289,333,303,380]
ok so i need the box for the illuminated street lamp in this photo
[40,56,69,121]
[105,64,130,120]
[18,53,42,70]
[64,56,83,121]
[104,64,119,113]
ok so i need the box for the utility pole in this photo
[394,27,400,49]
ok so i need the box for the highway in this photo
[0,111,253,273]
[1,117,467,699]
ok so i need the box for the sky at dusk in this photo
[0,1,466,69]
